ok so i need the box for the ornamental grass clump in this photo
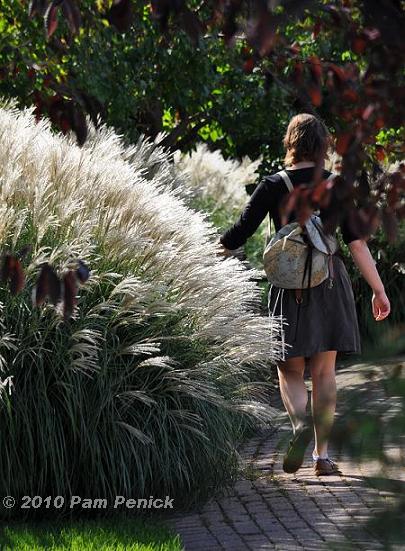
[173,142,262,208]
[0,103,281,518]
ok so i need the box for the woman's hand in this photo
[348,240,391,322]
[217,239,233,258]
[372,289,391,321]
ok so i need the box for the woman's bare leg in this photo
[308,350,337,457]
[277,356,308,433]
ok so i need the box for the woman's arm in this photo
[348,239,391,321]
[218,178,272,253]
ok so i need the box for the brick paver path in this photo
[171,357,405,550]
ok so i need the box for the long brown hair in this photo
[283,114,330,166]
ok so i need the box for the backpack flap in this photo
[304,215,338,255]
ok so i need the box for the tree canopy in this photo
[0,0,404,239]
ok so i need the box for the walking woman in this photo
[218,114,391,475]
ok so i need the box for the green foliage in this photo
[376,127,405,163]
[0,519,182,550]
[0,0,289,162]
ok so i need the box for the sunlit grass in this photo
[0,519,182,551]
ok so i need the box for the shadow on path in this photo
[170,358,405,550]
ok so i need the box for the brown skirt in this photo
[268,255,361,359]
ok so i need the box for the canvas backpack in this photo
[263,170,338,290]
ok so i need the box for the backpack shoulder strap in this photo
[279,169,336,189]
[265,170,294,246]
[277,170,294,193]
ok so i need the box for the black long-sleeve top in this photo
[220,167,360,250]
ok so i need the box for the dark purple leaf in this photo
[48,96,87,145]
[29,0,49,18]
[48,266,62,306]
[331,175,355,203]
[107,0,133,33]
[292,61,304,85]
[247,12,276,57]
[363,0,404,50]
[263,71,274,91]
[44,0,64,39]
[375,145,386,162]
[0,254,12,283]
[308,85,322,107]
[382,208,398,243]
[77,91,105,127]
[61,0,81,34]
[49,95,69,130]
[1,255,25,295]
[62,270,77,321]
[243,57,255,73]
[352,35,367,54]
[322,208,340,235]
[179,8,204,45]
[70,105,88,146]
[346,206,380,239]
[34,264,49,306]
[324,4,344,26]
[219,0,241,43]
[336,133,352,155]
[311,178,333,206]
[9,258,25,295]
[279,187,300,226]
[34,263,61,306]
[357,171,370,200]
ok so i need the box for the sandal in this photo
[314,457,342,476]
[282,423,312,473]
